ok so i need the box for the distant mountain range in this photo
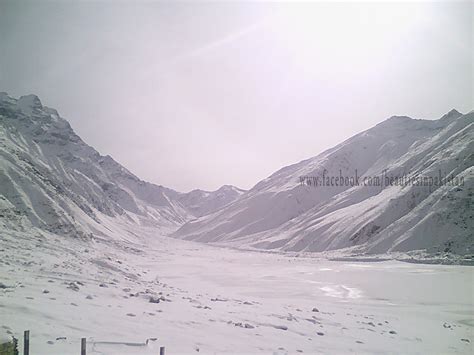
[0,93,472,258]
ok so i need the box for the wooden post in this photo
[160,346,165,355]
[23,330,29,355]
[81,337,86,355]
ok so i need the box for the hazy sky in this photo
[0,1,472,192]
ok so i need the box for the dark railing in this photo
[14,330,166,355]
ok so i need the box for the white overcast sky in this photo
[0,0,472,192]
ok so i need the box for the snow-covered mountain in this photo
[0,93,243,238]
[174,110,473,256]
[1,92,471,257]
[178,185,245,218]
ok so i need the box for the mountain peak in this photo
[384,115,413,124]
[440,109,462,120]
[217,184,245,193]
[373,115,414,131]
[17,94,43,114]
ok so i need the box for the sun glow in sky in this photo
[0,1,472,191]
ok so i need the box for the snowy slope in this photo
[0,93,242,239]
[174,110,473,256]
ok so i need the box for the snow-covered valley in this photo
[1,226,473,354]
[0,92,473,354]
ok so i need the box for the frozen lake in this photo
[0,231,472,354]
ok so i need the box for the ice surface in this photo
[0,228,472,354]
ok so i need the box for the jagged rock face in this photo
[174,111,473,256]
[0,93,244,237]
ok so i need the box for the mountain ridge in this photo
[173,110,473,257]
[0,93,244,239]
